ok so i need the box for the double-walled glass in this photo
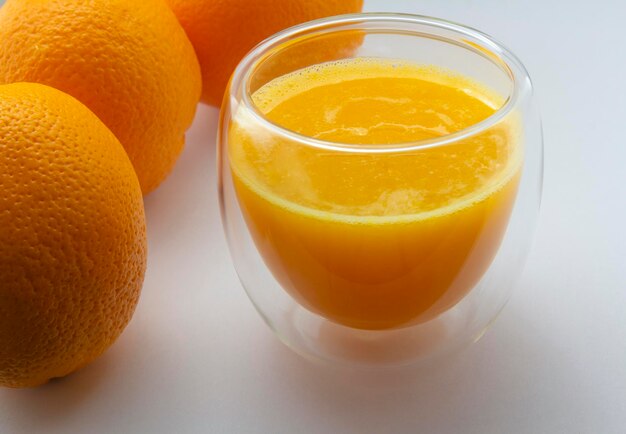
[219,14,543,367]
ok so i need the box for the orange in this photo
[0,0,202,194]
[0,83,147,388]
[165,0,364,106]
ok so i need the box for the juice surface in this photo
[229,58,521,330]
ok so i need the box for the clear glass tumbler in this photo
[218,13,543,367]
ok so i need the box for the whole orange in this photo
[0,0,202,194]
[165,0,364,106]
[0,83,147,388]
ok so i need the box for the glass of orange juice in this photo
[218,14,542,367]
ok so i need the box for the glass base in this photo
[256,288,493,369]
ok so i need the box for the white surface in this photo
[1,0,625,433]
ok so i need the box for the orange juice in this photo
[229,58,521,330]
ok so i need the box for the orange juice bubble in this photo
[229,58,522,330]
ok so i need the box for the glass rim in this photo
[230,12,532,153]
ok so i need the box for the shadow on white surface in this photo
[0,352,113,431]
[0,295,590,434]
[247,298,591,433]
[144,103,219,239]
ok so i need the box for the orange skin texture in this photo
[0,83,147,388]
[165,0,364,106]
[0,0,202,194]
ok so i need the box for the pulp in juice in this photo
[229,58,521,330]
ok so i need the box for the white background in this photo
[1,0,625,433]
